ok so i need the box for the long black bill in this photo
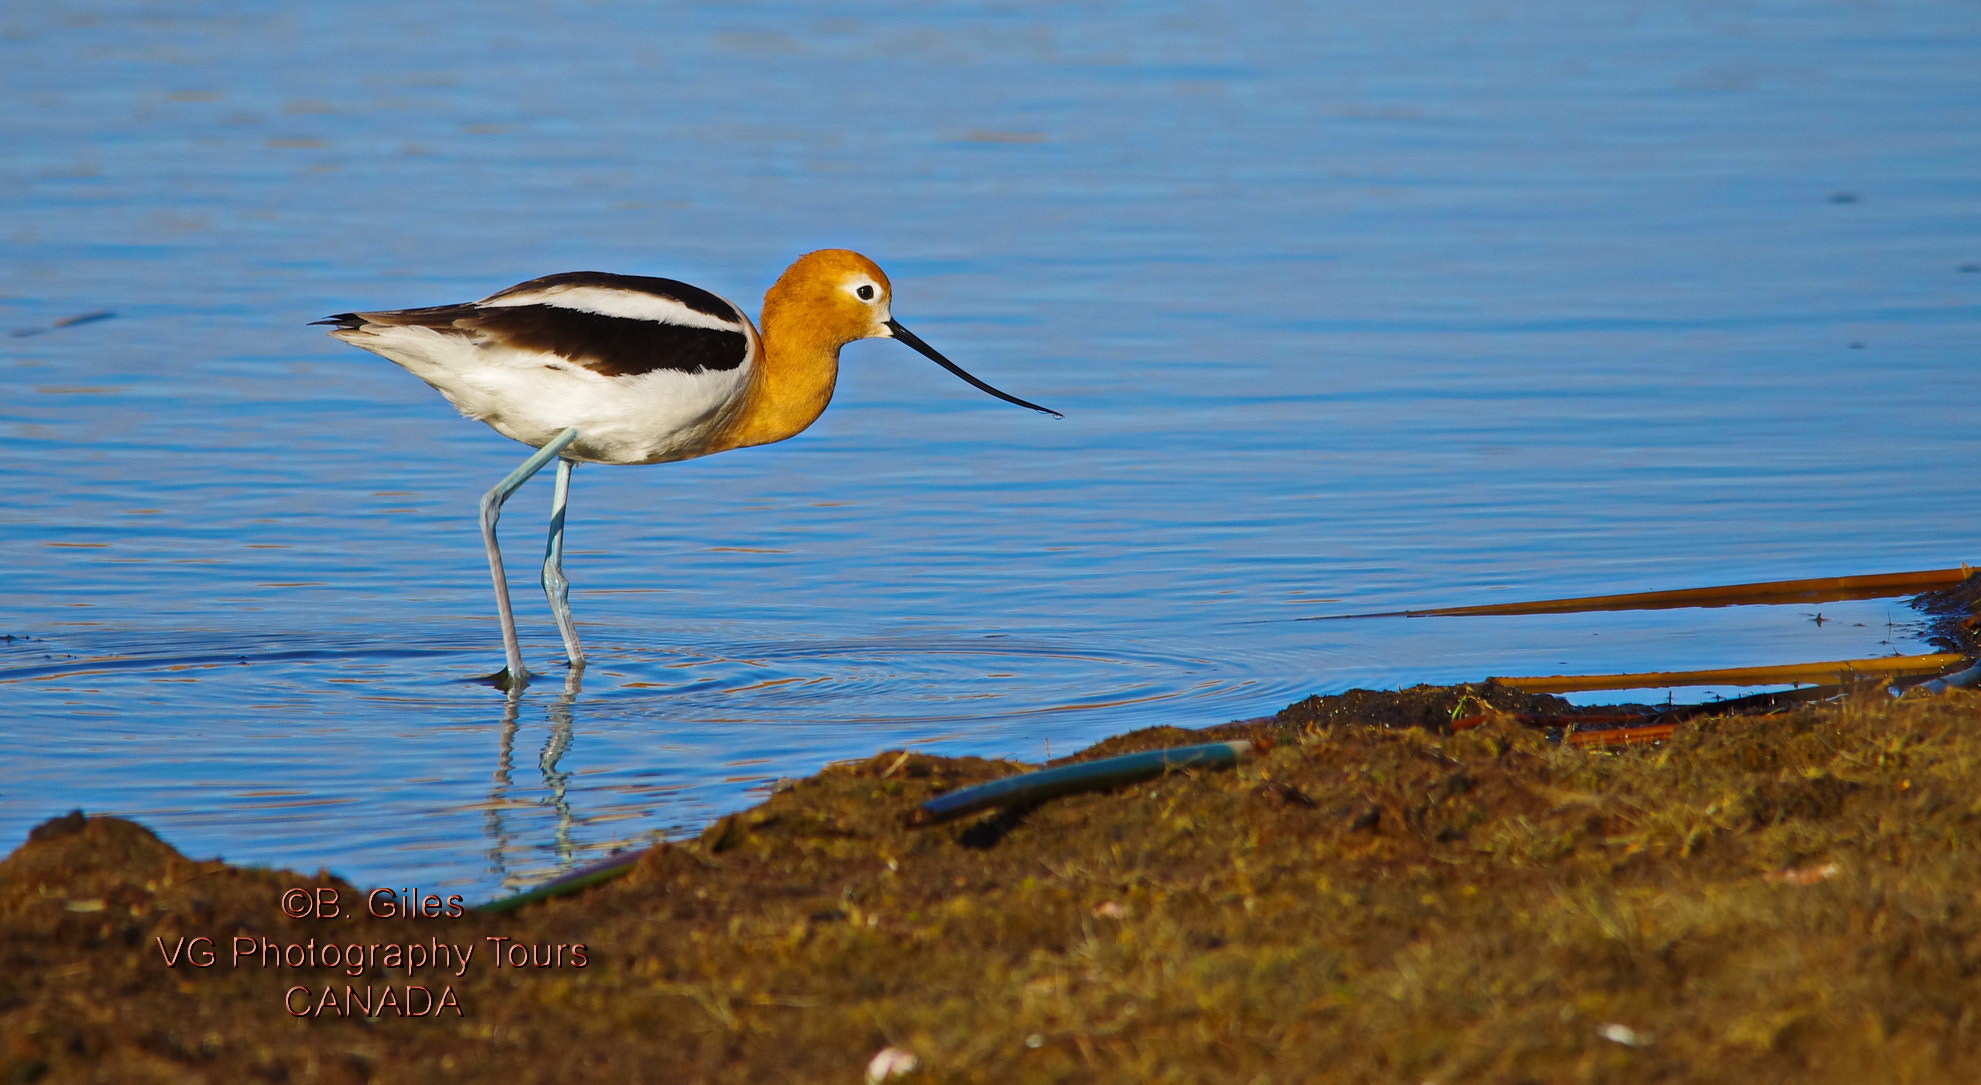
[886,319,1062,419]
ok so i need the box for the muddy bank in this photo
[7,684,1981,1083]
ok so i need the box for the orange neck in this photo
[706,249,892,454]
[709,290,845,451]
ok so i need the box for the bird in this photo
[315,249,1059,690]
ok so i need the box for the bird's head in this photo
[764,249,1060,418]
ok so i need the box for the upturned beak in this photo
[885,319,1062,419]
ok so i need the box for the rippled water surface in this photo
[5,0,1978,895]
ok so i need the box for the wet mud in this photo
[8,681,1981,1083]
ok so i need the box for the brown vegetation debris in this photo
[6,689,1981,1082]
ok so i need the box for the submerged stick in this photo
[906,741,1253,827]
[1306,566,1973,620]
[9,310,116,338]
[1494,653,1967,694]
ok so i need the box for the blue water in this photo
[4,0,1977,896]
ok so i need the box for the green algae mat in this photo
[6,686,1981,1083]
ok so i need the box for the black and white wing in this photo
[318,272,761,464]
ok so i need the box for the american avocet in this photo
[316,249,1058,689]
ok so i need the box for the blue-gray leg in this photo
[479,427,580,689]
[542,456,583,670]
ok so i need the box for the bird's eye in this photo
[856,284,875,301]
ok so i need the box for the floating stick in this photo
[1493,653,1967,694]
[477,850,641,914]
[1306,566,1973,620]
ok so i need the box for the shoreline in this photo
[9,675,1981,1082]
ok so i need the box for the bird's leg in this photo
[542,456,584,670]
[478,427,580,690]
